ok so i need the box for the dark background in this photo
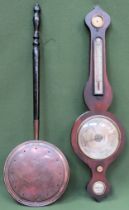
[0,0,128,209]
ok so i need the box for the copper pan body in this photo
[4,140,70,206]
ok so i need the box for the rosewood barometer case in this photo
[71,6,125,201]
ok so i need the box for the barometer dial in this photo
[78,115,120,160]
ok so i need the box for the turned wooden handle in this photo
[33,3,41,139]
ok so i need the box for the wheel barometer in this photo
[71,6,125,201]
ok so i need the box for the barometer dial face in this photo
[77,115,120,160]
